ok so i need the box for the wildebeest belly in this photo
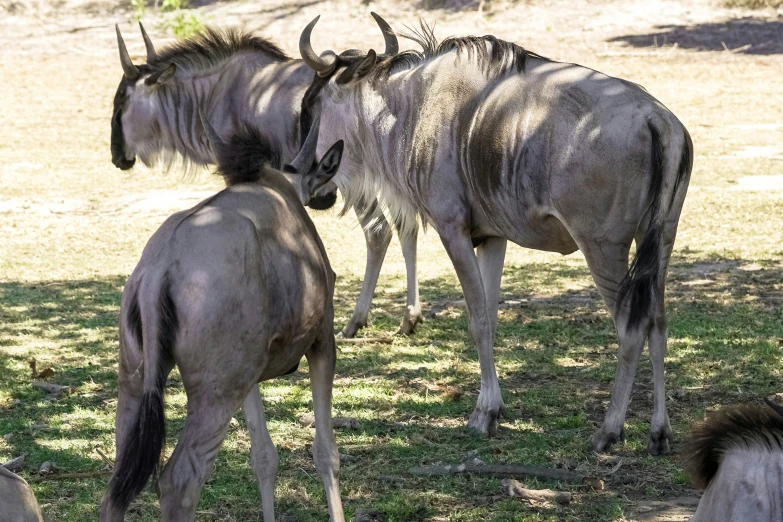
[461,90,579,254]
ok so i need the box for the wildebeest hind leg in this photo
[244,384,278,521]
[646,228,676,455]
[306,335,345,521]
[440,228,504,436]
[577,240,650,453]
[342,206,392,338]
[158,392,244,521]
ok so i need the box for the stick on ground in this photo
[336,337,393,344]
[409,462,585,483]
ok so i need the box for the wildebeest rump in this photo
[110,22,422,338]
[292,16,692,453]
[99,118,346,521]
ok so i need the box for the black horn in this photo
[299,16,337,77]
[139,22,156,62]
[370,12,399,56]
[116,25,140,80]
[287,114,321,174]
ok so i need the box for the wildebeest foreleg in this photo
[477,237,507,342]
[305,337,345,521]
[441,228,504,436]
[342,206,392,338]
[244,385,278,521]
[397,221,422,335]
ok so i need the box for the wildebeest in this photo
[0,466,48,522]
[291,16,692,453]
[111,21,422,338]
[685,398,783,522]
[99,116,346,521]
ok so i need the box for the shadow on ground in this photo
[609,17,783,54]
[1,257,780,519]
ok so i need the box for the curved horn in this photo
[287,114,321,173]
[116,25,139,80]
[299,16,336,76]
[370,12,399,56]
[139,22,156,62]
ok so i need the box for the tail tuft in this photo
[109,390,167,510]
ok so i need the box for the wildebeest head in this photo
[289,14,397,183]
[288,13,398,211]
[111,23,176,170]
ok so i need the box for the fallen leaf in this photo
[36,368,55,379]
[582,476,605,490]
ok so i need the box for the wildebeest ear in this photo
[145,63,176,85]
[336,50,377,85]
[309,140,344,190]
[765,397,783,420]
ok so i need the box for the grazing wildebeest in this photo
[685,398,783,522]
[291,16,692,453]
[99,116,346,522]
[0,466,48,522]
[111,21,422,338]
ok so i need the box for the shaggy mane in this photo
[148,27,289,75]
[684,400,783,490]
[373,20,548,80]
[211,125,281,186]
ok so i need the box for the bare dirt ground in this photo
[1,0,783,520]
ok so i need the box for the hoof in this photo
[590,426,625,453]
[397,309,423,336]
[341,319,366,339]
[468,405,502,437]
[647,429,672,456]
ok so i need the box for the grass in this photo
[2,1,783,520]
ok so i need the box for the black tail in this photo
[108,280,177,510]
[616,123,692,328]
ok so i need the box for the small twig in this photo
[607,458,624,475]
[337,337,393,344]
[409,462,585,483]
[722,42,752,54]
[95,447,114,470]
[502,478,572,505]
[27,470,108,483]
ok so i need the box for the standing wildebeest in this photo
[100,116,347,521]
[290,16,692,453]
[685,398,783,522]
[111,21,422,338]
